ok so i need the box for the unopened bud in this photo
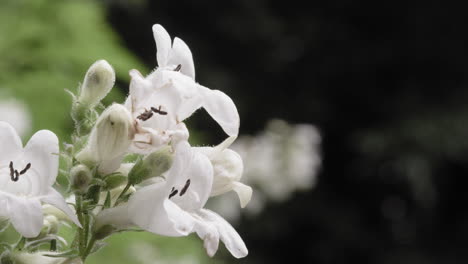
[76,104,134,167]
[128,146,174,185]
[103,172,127,190]
[209,148,252,208]
[94,224,117,240]
[78,60,115,107]
[0,251,13,264]
[70,165,92,194]
[35,215,60,239]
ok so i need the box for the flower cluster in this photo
[0,24,251,263]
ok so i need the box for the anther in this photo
[151,106,168,116]
[13,170,19,182]
[179,179,191,196]
[174,64,182,72]
[137,109,154,121]
[9,161,14,181]
[169,189,178,199]
[19,163,31,175]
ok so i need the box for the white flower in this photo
[76,104,135,174]
[0,121,80,238]
[125,24,239,152]
[97,141,248,258]
[195,136,252,208]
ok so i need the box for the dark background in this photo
[106,1,468,263]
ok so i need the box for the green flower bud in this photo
[103,173,127,190]
[78,60,115,107]
[128,146,174,185]
[0,251,13,264]
[70,165,92,194]
[93,224,117,240]
[76,104,134,172]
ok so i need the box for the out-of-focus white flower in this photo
[209,119,321,222]
[97,141,248,258]
[76,104,135,174]
[0,98,32,138]
[125,24,239,153]
[195,136,252,208]
[0,121,80,238]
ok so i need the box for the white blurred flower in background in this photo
[0,98,32,138]
[208,119,322,222]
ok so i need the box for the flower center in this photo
[9,161,31,182]
[169,179,191,199]
[137,105,168,121]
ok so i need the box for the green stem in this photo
[50,239,57,251]
[114,183,131,206]
[84,211,90,248]
[75,194,85,256]
[14,237,26,251]
[82,235,96,262]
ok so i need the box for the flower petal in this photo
[128,183,195,237]
[168,37,195,79]
[232,182,253,208]
[153,24,172,67]
[0,121,22,163]
[40,188,81,228]
[167,142,214,212]
[192,217,219,257]
[4,194,43,238]
[199,85,240,137]
[196,209,248,258]
[23,130,59,190]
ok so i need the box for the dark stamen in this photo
[179,179,191,196]
[169,189,178,199]
[19,163,31,175]
[13,170,19,182]
[151,106,168,116]
[174,64,182,72]
[9,161,14,181]
[137,109,154,121]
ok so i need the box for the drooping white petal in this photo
[192,217,220,257]
[168,37,195,79]
[198,85,240,137]
[232,182,253,208]
[0,121,23,163]
[23,130,59,189]
[196,209,248,258]
[128,183,195,237]
[153,24,172,67]
[40,188,81,227]
[5,195,43,238]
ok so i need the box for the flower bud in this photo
[78,60,115,107]
[70,165,92,194]
[10,251,79,264]
[76,104,134,170]
[210,149,252,208]
[0,251,13,264]
[35,215,60,239]
[128,146,174,185]
[94,224,117,240]
[103,172,127,190]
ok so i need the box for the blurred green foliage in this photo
[0,0,221,263]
